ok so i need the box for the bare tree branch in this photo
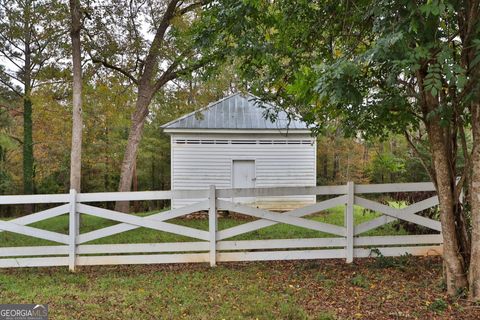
[31,55,53,88]
[129,0,147,72]
[141,0,180,81]
[1,69,23,84]
[153,53,213,92]
[153,59,180,91]
[177,0,211,15]
[90,56,139,85]
[0,47,25,70]
[0,33,25,54]
[6,134,23,145]
[404,130,437,185]
[0,75,23,97]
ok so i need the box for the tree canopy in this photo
[209,0,480,299]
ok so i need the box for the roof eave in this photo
[163,128,312,135]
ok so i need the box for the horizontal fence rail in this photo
[0,182,443,270]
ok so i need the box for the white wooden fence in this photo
[0,182,443,270]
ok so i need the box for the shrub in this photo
[351,274,369,288]
[370,248,413,270]
[428,299,448,314]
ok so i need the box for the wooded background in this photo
[1,0,480,300]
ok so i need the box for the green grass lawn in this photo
[0,258,477,319]
[0,205,408,247]
[0,205,465,320]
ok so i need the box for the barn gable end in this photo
[162,93,316,210]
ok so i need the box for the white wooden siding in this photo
[170,133,316,210]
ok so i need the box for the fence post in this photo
[345,181,354,263]
[208,185,217,267]
[68,189,78,271]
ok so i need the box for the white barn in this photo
[162,93,317,210]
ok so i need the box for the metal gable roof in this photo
[161,93,309,130]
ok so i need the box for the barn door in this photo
[232,160,256,203]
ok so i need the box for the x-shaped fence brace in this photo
[0,194,441,245]
[0,205,70,244]
[353,195,441,235]
[0,201,209,245]
[76,201,209,243]
[216,195,440,240]
[216,195,348,239]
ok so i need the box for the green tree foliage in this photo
[29,67,135,195]
[213,0,480,297]
[0,85,19,194]
[0,0,67,197]
[84,0,229,211]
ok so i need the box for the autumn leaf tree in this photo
[84,0,221,212]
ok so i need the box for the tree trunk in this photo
[23,97,33,194]
[362,143,369,169]
[69,0,83,192]
[23,96,33,195]
[469,102,480,301]
[115,89,153,212]
[379,142,384,183]
[23,0,33,213]
[322,154,328,180]
[427,120,468,294]
[332,152,339,181]
[132,159,139,212]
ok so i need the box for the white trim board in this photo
[164,129,312,134]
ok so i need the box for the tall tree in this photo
[68,0,83,191]
[461,0,480,300]
[0,0,64,198]
[85,0,220,212]
[213,0,480,298]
